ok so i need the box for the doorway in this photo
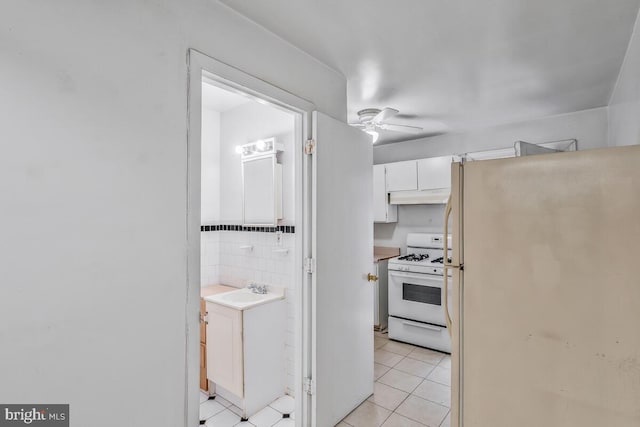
[187,49,376,427]
[186,50,313,427]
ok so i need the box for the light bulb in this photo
[235,145,243,154]
[366,130,379,144]
[256,139,266,150]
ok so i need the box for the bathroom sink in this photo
[219,291,265,304]
[205,287,284,310]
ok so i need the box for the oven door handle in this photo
[389,270,441,282]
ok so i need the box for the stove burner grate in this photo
[398,253,429,262]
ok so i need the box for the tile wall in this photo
[201,227,297,396]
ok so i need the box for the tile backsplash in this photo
[201,228,297,396]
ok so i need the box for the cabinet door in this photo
[373,165,397,223]
[373,165,387,222]
[243,156,278,225]
[206,302,244,397]
[417,156,452,190]
[385,161,418,191]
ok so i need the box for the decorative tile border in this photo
[200,224,295,234]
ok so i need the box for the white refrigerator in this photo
[445,145,640,427]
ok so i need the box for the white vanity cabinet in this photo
[417,156,452,190]
[373,165,397,223]
[384,160,418,192]
[206,299,286,419]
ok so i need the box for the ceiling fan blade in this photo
[373,108,399,124]
[380,123,423,134]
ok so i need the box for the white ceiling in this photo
[219,0,640,144]
[202,81,250,112]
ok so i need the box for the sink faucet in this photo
[248,283,268,294]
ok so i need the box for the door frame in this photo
[186,49,315,427]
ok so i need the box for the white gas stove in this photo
[387,233,452,353]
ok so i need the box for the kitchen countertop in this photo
[374,246,400,262]
[200,284,237,298]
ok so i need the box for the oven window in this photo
[403,283,441,305]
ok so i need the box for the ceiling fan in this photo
[350,108,423,143]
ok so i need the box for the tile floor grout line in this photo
[437,409,451,427]
[369,384,444,423]
[367,382,448,426]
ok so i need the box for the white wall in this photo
[374,107,609,250]
[375,205,446,253]
[0,2,345,426]
[374,107,609,164]
[201,108,221,223]
[609,8,640,147]
[220,102,296,223]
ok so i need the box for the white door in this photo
[311,111,374,427]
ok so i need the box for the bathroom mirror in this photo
[242,153,282,226]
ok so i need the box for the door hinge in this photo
[304,257,316,274]
[303,377,315,395]
[304,139,316,155]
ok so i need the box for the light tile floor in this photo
[200,333,449,427]
[339,331,451,427]
[200,393,295,427]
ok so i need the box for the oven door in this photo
[388,270,446,326]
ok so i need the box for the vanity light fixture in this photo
[239,137,284,158]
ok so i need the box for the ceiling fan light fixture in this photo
[365,129,379,143]
[350,107,423,142]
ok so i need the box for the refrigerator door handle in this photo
[443,194,462,338]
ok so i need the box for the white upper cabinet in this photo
[385,160,418,192]
[373,165,397,223]
[417,156,452,190]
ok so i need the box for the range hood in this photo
[389,188,450,205]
